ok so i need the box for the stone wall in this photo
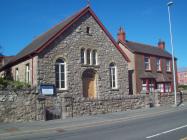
[1,89,187,123]
[0,89,39,122]
[158,92,187,106]
[0,89,62,123]
[63,95,146,118]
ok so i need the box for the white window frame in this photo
[165,83,171,92]
[166,60,171,72]
[25,64,30,84]
[92,50,97,65]
[156,58,161,71]
[142,79,147,91]
[149,80,155,92]
[15,68,19,81]
[81,48,86,64]
[110,63,118,89]
[157,83,164,92]
[56,59,67,90]
[144,56,151,70]
[87,49,91,65]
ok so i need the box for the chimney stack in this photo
[158,40,165,50]
[117,27,126,42]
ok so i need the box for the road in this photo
[1,107,187,140]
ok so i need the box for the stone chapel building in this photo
[0,6,129,98]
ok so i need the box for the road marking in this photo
[0,107,186,139]
[146,124,187,139]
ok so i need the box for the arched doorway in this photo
[82,69,97,98]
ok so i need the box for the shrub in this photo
[0,78,30,90]
[178,85,187,90]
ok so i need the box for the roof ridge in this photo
[124,40,173,58]
[126,40,157,48]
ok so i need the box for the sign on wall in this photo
[40,84,56,96]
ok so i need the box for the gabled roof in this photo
[119,40,173,58]
[1,6,129,71]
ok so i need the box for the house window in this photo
[87,49,91,65]
[166,60,171,72]
[81,48,85,64]
[55,58,66,90]
[92,50,97,65]
[15,68,19,81]
[86,27,90,34]
[142,79,147,91]
[141,79,155,93]
[165,83,171,92]
[149,79,155,92]
[157,83,164,92]
[25,64,30,84]
[144,56,151,70]
[156,58,161,71]
[110,63,117,89]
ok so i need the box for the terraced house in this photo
[118,28,177,94]
[0,6,129,98]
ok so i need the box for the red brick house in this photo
[118,27,177,94]
[178,68,187,85]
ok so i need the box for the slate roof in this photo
[119,40,173,58]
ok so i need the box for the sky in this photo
[0,0,186,68]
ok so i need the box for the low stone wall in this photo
[0,89,42,122]
[0,88,63,122]
[63,95,146,118]
[158,92,187,106]
[1,89,187,123]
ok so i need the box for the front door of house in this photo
[82,69,96,98]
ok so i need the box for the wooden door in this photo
[83,77,96,98]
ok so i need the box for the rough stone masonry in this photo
[1,88,187,123]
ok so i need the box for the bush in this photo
[178,85,187,90]
[0,78,30,90]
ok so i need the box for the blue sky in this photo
[0,0,186,68]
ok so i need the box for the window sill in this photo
[81,64,100,68]
[157,70,162,73]
[166,71,172,73]
[145,70,152,72]
[57,89,68,92]
[111,88,119,91]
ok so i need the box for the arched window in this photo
[55,58,66,90]
[110,63,117,89]
[92,50,97,65]
[81,48,85,64]
[87,49,91,65]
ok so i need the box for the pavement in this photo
[0,103,187,140]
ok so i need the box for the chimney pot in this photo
[158,40,165,50]
[117,27,126,42]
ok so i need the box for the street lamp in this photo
[167,1,177,106]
